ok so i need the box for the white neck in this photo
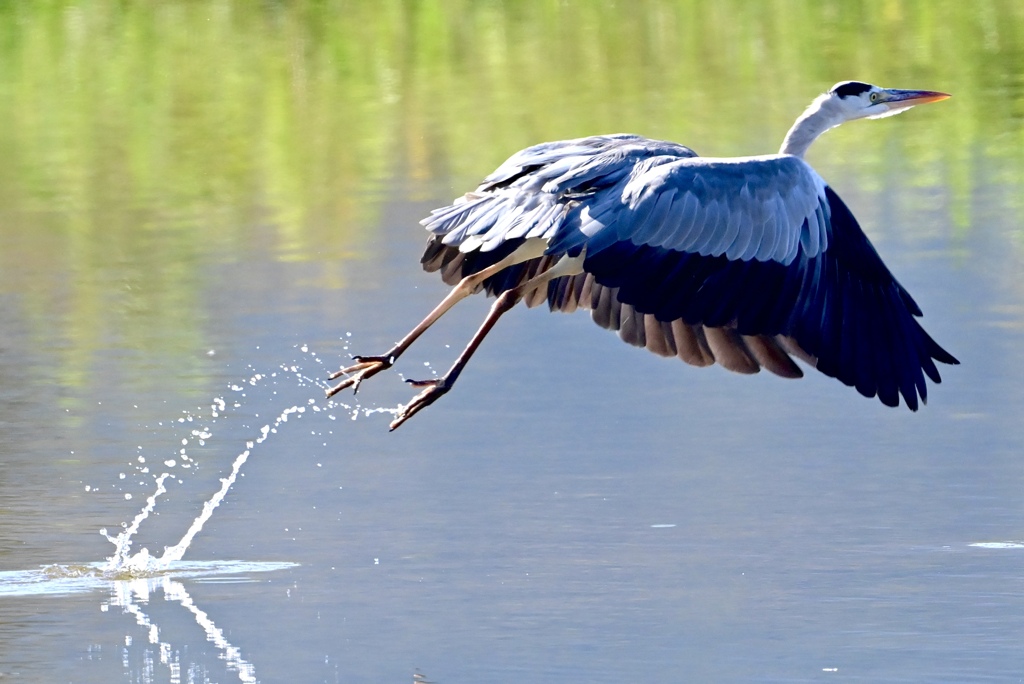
[779,94,848,158]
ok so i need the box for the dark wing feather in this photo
[572,182,958,409]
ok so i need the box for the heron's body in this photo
[328,82,958,429]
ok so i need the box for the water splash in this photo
[159,405,309,565]
[99,343,397,577]
[101,474,171,574]
[0,341,403,682]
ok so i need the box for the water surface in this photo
[2,2,1024,683]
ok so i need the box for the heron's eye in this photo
[870,92,879,102]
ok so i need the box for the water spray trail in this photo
[159,445,251,564]
[160,405,306,564]
[101,342,395,576]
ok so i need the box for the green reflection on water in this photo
[0,0,1020,391]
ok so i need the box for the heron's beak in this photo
[878,88,951,110]
[863,88,950,120]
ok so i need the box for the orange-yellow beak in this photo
[879,88,951,108]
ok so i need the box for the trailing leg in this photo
[325,239,548,397]
[389,253,584,430]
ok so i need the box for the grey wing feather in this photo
[600,155,830,265]
[423,134,698,255]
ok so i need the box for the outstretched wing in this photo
[545,153,958,410]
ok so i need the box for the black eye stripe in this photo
[830,81,873,98]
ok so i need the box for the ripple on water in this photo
[969,541,1024,549]
[0,560,299,598]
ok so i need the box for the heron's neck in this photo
[779,95,847,158]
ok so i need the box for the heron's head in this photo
[827,81,951,122]
[781,80,950,157]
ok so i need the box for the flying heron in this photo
[327,81,958,430]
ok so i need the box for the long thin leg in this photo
[389,253,584,430]
[325,238,548,397]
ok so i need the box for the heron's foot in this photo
[389,378,449,431]
[325,354,395,398]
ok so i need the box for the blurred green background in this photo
[0,0,1019,392]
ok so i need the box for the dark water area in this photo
[2,2,1024,683]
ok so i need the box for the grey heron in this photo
[328,81,958,430]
